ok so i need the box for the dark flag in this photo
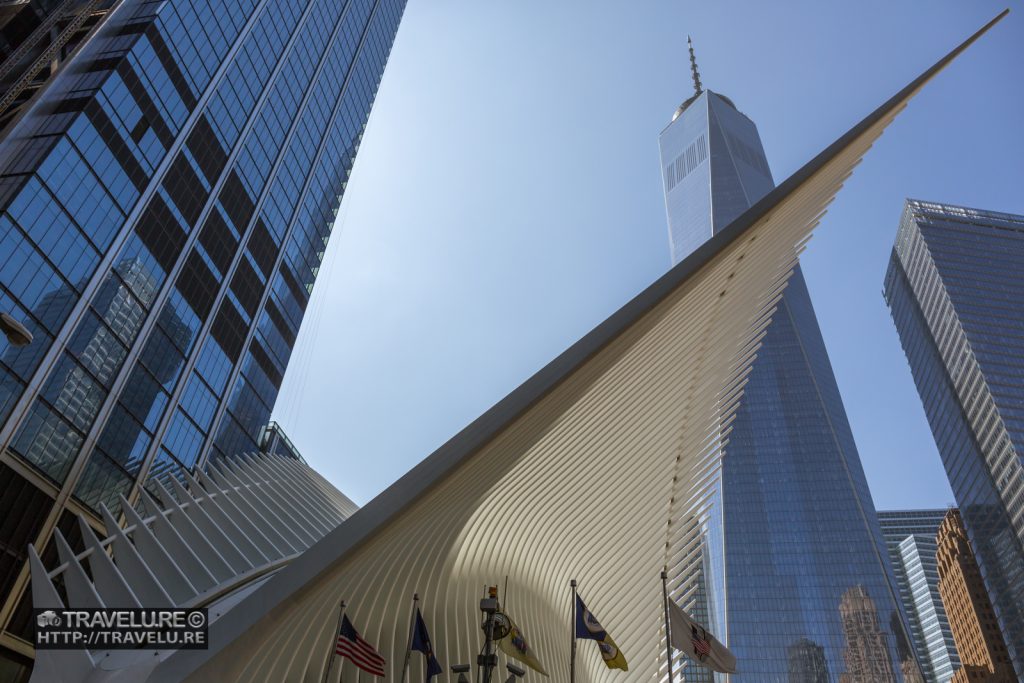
[574,594,628,670]
[336,614,387,677]
[410,608,443,681]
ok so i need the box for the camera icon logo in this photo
[37,610,61,628]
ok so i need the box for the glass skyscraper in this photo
[0,0,406,677]
[884,199,1024,680]
[660,59,921,680]
[878,509,960,683]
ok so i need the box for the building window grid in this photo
[60,0,327,499]
[151,0,376,471]
[209,0,393,458]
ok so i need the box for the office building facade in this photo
[884,199,1024,679]
[935,509,1015,682]
[879,509,961,682]
[0,0,406,677]
[659,58,920,679]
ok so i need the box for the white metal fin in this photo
[181,469,270,567]
[54,530,104,609]
[165,474,254,575]
[222,458,317,547]
[217,459,316,548]
[78,516,140,608]
[118,496,199,605]
[196,468,287,560]
[99,504,175,607]
[139,490,221,592]
[27,547,93,683]
[151,481,237,583]
[205,463,299,555]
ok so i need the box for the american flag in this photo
[336,615,386,677]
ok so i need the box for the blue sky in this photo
[271,1,1022,510]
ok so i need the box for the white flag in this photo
[668,600,737,674]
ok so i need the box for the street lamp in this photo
[477,588,505,683]
[0,312,32,347]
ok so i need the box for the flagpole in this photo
[323,600,346,683]
[401,593,419,683]
[570,579,577,683]
[662,571,674,683]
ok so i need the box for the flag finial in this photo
[687,35,703,97]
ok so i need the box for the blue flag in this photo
[575,594,607,641]
[575,594,628,670]
[411,608,443,681]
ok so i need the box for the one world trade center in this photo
[661,40,923,682]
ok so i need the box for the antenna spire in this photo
[687,35,703,97]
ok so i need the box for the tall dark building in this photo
[659,42,920,680]
[0,0,406,677]
[884,199,1024,679]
